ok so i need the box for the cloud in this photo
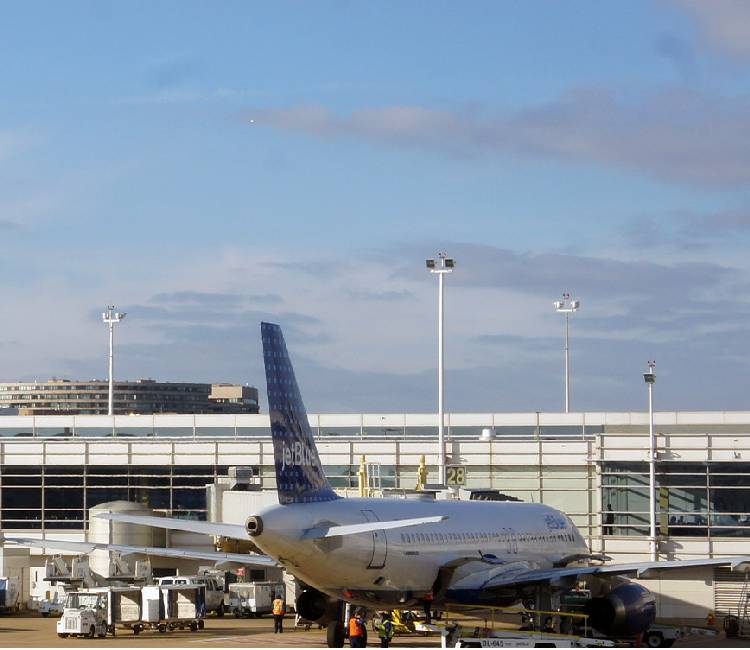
[621,205,750,251]
[0,219,22,231]
[673,0,750,59]
[4,242,750,413]
[147,54,200,89]
[266,258,349,278]
[245,89,750,188]
[654,32,697,80]
[0,129,35,163]
[119,87,259,106]
[344,288,414,302]
[151,290,282,307]
[397,242,736,302]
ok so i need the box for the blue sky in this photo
[2,1,750,412]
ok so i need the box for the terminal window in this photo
[0,464,227,530]
[602,462,750,537]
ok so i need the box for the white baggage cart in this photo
[229,580,283,618]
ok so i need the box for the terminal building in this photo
[0,380,259,415]
[2,409,749,621]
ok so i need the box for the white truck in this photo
[39,596,64,617]
[228,581,284,618]
[159,575,224,616]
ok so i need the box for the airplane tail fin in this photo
[261,322,338,505]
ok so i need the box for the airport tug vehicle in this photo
[57,591,111,638]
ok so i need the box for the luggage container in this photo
[137,584,205,633]
[110,587,142,635]
[229,581,283,618]
[139,585,164,633]
[0,577,20,613]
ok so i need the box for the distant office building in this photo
[0,379,259,415]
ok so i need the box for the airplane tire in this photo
[326,622,345,648]
[645,631,674,648]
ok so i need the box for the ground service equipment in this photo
[0,577,20,613]
[229,580,283,617]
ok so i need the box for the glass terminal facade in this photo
[0,410,749,562]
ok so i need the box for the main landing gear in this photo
[326,600,347,648]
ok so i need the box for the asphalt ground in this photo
[1,613,749,647]
[0,613,435,648]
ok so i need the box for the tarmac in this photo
[1,613,749,647]
[0,614,435,647]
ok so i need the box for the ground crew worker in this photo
[272,593,285,634]
[423,592,434,625]
[375,612,395,648]
[349,610,367,647]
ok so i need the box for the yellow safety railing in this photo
[440,602,590,639]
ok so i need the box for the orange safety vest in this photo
[349,617,363,636]
[272,598,285,615]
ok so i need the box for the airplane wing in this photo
[449,556,750,591]
[302,515,448,540]
[95,513,249,539]
[4,536,277,568]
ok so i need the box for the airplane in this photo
[9,322,750,646]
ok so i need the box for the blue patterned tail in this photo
[261,322,338,505]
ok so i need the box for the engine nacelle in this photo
[585,582,656,637]
[245,515,263,537]
[296,588,339,624]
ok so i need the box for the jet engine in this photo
[585,582,656,637]
[296,588,339,624]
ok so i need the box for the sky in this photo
[2,0,750,413]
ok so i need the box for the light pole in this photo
[426,252,455,486]
[644,360,657,561]
[102,305,126,416]
[553,293,580,413]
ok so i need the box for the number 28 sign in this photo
[446,465,466,486]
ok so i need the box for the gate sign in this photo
[446,465,466,486]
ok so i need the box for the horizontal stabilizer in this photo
[303,515,447,540]
[96,512,249,540]
[5,536,277,568]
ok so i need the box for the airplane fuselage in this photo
[252,496,589,608]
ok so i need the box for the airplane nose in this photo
[246,516,263,537]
